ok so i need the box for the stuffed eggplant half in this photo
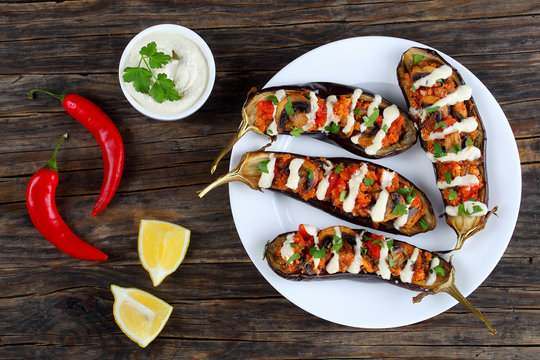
[211,83,418,173]
[265,224,496,334]
[199,151,435,236]
[397,47,496,249]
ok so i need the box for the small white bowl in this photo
[118,24,216,121]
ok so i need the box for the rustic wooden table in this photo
[1,1,538,359]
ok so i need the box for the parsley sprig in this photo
[123,42,182,103]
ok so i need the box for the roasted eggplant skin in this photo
[396,47,494,249]
[244,82,418,159]
[264,224,496,334]
[199,151,436,237]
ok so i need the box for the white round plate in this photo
[228,36,521,328]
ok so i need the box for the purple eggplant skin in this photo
[264,227,450,292]
[268,153,436,237]
[245,82,418,159]
[396,47,492,247]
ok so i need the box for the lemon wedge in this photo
[138,219,190,286]
[111,285,172,348]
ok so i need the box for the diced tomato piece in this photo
[315,100,327,125]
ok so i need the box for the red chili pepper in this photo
[28,89,124,217]
[26,134,108,261]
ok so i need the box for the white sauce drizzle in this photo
[280,233,295,262]
[343,164,368,213]
[342,89,363,135]
[393,201,412,230]
[446,200,488,217]
[425,257,440,286]
[437,174,479,190]
[347,231,364,274]
[426,117,478,141]
[285,158,305,190]
[427,145,482,163]
[302,92,319,131]
[258,153,276,189]
[321,95,338,132]
[410,85,472,123]
[412,65,453,89]
[267,89,286,135]
[303,224,321,270]
[316,161,334,200]
[376,238,391,280]
[326,226,342,274]
[399,248,419,284]
[365,105,400,155]
[370,170,395,223]
[360,94,382,133]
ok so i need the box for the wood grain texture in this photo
[0,0,538,359]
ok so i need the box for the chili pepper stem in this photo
[210,108,272,174]
[28,89,66,102]
[44,134,68,172]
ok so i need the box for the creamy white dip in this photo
[123,30,209,115]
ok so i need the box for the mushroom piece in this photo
[275,93,311,131]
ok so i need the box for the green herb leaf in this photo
[361,247,368,256]
[386,238,394,252]
[148,50,172,69]
[412,84,416,92]
[426,106,440,115]
[448,189,458,201]
[263,240,270,260]
[267,95,279,105]
[413,54,424,66]
[139,42,158,57]
[370,239,383,248]
[436,79,444,83]
[432,264,445,276]
[267,129,274,135]
[363,234,373,242]
[305,92,311,100]
[451,144,461,154]
[353,108,362,116]
[362,108,379,127]
[123,66,153,93]
[149,73,181,103]
[392,204,408,216]
[445,171,452,184]
[466,137,474,147]
[286,252,300,264]
[334,164,344,174]
[306,168,313,179]
[419,219,429,230]
[324,123,340,134]
[433,142,447,158]
[290,127,304,137]
[285,96,295,116]
[472,205,483,213]
[332,235,343,252]
[339,190,347,202]
[458,203,468,216]
[258,160,270,173]
[434,121,447,130]
[382,124,389,133]
[397,186,410,197]
[309,246,326,259]
[363,177,374,187]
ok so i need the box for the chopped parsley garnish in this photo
[382,124,389,133]
[309,246,326,259]
[363,234,373,242]
[306,168,313,179]
[434,121,447,130]
[419,219,429,230]
[361,247,368,256]
[257,160,270,173]
[324,122,340,134]
[445,171,452,184]
[448,189,458,201]
[429,264,446,276]
[305,92,311,100]
[433,142,447,158]
[426,106,440,116]
[397,186,410,196]
[412,84,416,92]
[472,205,483,214]
[392,204,408,216]
[466,137,474,147]
[386,238,394,252]
[290,243,304,249]
[263,240,270,260]
[397,186,417,205]
[286,252,300,264]
[451,144,461,154]
[339,190,347,202]
[363,177,374,187]
[362,108,379,128]
[370,239,383,248]
[332,235,343,252]
[436,79,444,83]
[413,54,424,66]
[285,96,295,116]
[267,95,279,105]
[334,164,344,174]
[290,126,304,137]
[353,108,362,116]
[267,129,274,135]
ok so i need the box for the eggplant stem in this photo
[453,206,498,250]
[210,109,272,174]
[198,167,257,198]
[435,267,497,334]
